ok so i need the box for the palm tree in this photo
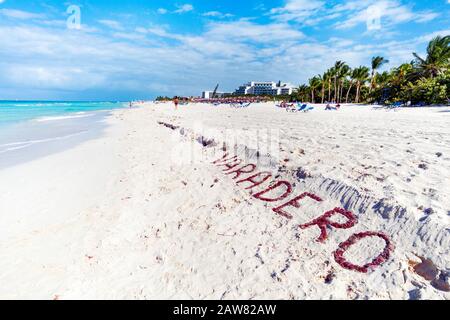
[345,68,358,103]
[326,68,334,102]
[337,64,350,103]
[377,71,391,88]
[413,35,450,79]
[332,61,346,102]
[309,76,321,103]
[391,63,414,86]
[317,71,331,104]
[353,66,370,103]
[370,56,389,92]
[297,84,309,102]
[319,73,327,104]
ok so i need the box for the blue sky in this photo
[0,0,449,100]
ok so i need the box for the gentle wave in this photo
[0,131,88,154]
[0,101,126,127]
[34,113,94,122]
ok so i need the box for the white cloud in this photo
[39,19,67,27]
[136,25,184,41]
[0,20,305,98]
[158,4,193,15]
[203,11,221,17]
[136,19,304,45]
[269,0,440,32]
[204,20,304,44]
[0,8,43,20]
[174,4,193,14]
[413,29,450,44]
[98,19,123,30]
[270,0,325,22]
[415,11,440,23]
[329,0,373,14]
[334,0,440,30]
[0,25,200,97]
[203,11,233,18]
[4,65,105,91]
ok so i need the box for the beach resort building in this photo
[234,81,295,96]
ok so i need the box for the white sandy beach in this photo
[0,102,449,300]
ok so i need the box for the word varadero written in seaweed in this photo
[212,153,393,273]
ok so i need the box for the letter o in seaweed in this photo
[334,232,394,273]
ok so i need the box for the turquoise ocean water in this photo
[0,101,127,169]
[0,101,126,127]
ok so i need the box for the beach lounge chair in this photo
[302,105,314,112]
[325,104,338,111]
[297,104,308,112]
[372,104,385,110]
[412,101,426,107]
[386,101,403,111]
[286,103,306,112]
[231,102,251,108]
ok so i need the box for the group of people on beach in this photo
[169,96,343,111]
[171,96,271,110]
[172,96,190,110]
[193,97,271,104]
[128,100,146,108]
[325,102,341,111]
[278,100,341,111]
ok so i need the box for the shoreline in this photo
[0,102,449,299]
[0,109,122,170]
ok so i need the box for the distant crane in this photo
[277,80,286,88]
[211,84,219,99]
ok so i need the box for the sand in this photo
[0,102,449,300]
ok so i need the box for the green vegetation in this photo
[291,35,450,105]
[155,96,172,101]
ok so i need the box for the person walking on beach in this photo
[173,96,179,110]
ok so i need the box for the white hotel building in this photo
[234,81,295,96]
